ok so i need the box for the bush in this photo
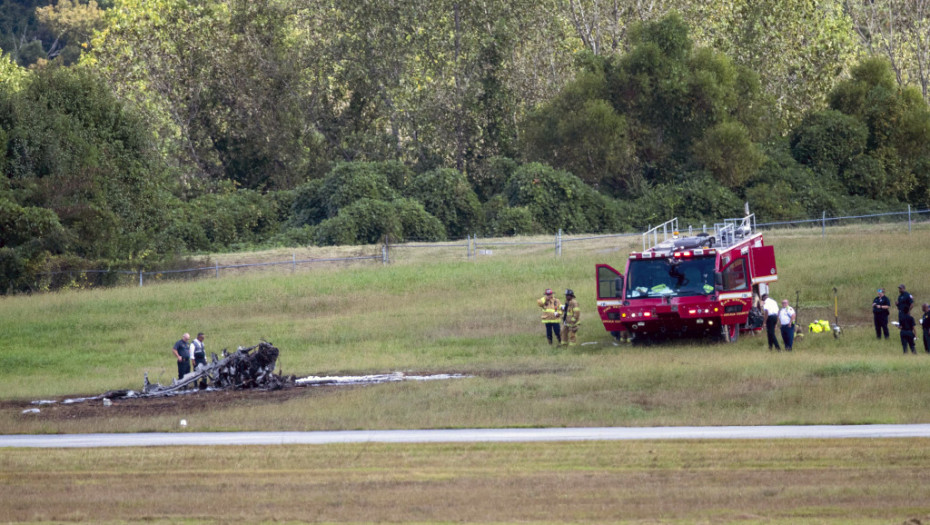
[313,214,359,246]
[290,178,326,227]
[492,206,540,236]
[405,168,480,239]
[504,162,624,233]
[392,198,447,242]
[319,162,399,218]
[176,189,284,251]
[267,225,316,247]
[0,247,26,294]
[315,199,400,246]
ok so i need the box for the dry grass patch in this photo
[2,439,929,523]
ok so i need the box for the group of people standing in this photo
[171,332,207,381]
[761,294,797,351]
[537,288,581,346]
[873,285,930,354]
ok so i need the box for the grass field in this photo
[2,223,930,523]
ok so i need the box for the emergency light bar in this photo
[629,249,716,259]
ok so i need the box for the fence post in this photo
[908,204,912,234]
[215,262,219,278]
[466,235,471,259]
[382,235,390,265]
[475,234,479,261]
[293,252,297,272]
[557,229,562,256]
[822,211,826,237]
[139,269,143,287]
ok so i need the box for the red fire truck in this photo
[595,210,777,342]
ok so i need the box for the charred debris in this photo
[107,341,295,400]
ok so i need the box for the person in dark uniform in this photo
[172,333,192,380]
[871,288,891,339]
[921,303,930,354]
[896,284,914,322]
[898,307,917,354]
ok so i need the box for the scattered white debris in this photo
[180,419,187,427]
[296,372,469,386]
[63,396,100,405]
[103,398,112,407]
[581,342,597,346]
[31,400,56,405]
[22,408,40,414]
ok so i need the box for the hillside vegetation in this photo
[1,224,929,434]
[3,2,930,292]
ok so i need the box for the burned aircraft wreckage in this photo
[111,342,294,400]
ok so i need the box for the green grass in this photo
[1,224,930,435]
[4,224,930,523]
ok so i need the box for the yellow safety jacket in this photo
[808,320,831,333]
[537,296,562,323]
[563,298,581,327]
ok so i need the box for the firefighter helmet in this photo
[565,289,574,297]
[545,288,553,295]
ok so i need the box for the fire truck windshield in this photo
[626,256,716,299]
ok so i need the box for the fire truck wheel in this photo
[722,323,739,343]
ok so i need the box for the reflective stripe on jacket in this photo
[537,296,562,323]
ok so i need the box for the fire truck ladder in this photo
[713,213,755,249]
[642,218,680,252]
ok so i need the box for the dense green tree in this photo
[703,0,857,128]
[793,57,930,203]
[89,0,319,190]
[789,110,868,177]
[1,65,172,260]
[605,14,770,182]
[521,60,636,195]
[691,121,764,188]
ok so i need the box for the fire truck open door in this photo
[749,245,778,285]
[596,264,624,300]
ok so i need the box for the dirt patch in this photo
[6,384,337,421]
[5,367,567,423]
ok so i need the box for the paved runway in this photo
[4,424,930,448]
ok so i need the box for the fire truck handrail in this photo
[640,213,756,253]
[642,218,679,252]
[713,213,755,249]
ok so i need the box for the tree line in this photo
[2,0,930,293]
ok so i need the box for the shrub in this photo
[315,198,401,245]
[319,162,399,217]
[405,168,480,239]
[392,198,447,242]
[504,162,624,233]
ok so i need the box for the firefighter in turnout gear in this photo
[561,289,580,346]
[537,288,562,344]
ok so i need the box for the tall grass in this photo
[1,225,929,433]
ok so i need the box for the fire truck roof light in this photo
[644,312,652,317]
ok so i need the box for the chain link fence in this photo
[34,206,930,290]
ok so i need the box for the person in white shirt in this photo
[762,294,781,351]
[778,299,797,351]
